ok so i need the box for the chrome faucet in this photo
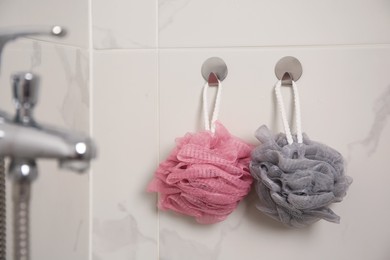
[0,26,95,173]
[0,72,96,174]
[0,26,96,260]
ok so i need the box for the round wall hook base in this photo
[201,57,228,86]
[275,56,302,85]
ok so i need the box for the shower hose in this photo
[13,179,30,260]
[0,157,32,260]
[0,158,5,260]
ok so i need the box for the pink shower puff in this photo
[147,121,253,224]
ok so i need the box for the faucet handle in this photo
[12,72,39,126]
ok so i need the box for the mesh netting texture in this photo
[148,122,253,224]
[250,125,352,228]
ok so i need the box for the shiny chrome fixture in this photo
[0,26,96,260]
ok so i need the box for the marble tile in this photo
[158,46,390,260]
[92,50,158,260]
[0,0,88,48]
[3,1,389,259]
[158,0,390,47]
[92,0,157,49]
[0,39,90,260]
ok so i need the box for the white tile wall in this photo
[2,0,390,259]
[92,50,158,260]
[92,0,157,49]
[91,0,390,260]
[158,47,390,260]
[158,0,390,47]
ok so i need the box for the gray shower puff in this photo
[250,125,352,228]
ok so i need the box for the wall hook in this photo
[201,57,228,86]
[275,56,302,86]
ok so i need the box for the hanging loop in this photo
[200,57,227,133]
[275,80,303,145]
[203,80,222,133]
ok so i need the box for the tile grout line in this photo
[156,0,160,259]
[23,37,89,49]
[87,0,94,259]
[90,42,390,52]
[26,36,390,51]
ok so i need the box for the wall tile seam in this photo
[156,0,161,258]
[92,43,390,52]
[9,38,89,51]
[87,0,94,258]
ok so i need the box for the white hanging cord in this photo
[292,81,303,143]
[274,80,303,144]
[203,80,223,133]
[275,80,293,144]
[203,83,211,131]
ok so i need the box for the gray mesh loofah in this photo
[250,125,352,228]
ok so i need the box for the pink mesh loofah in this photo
[147,122,253,224]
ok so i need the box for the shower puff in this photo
[148,122,253,224]
[250,126,352,228]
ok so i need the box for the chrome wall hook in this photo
[275,56,302,86]
[201,57,228,86]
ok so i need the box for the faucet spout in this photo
[0,119,96,173]
[0,71,97,174]
[0,26,66,74]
